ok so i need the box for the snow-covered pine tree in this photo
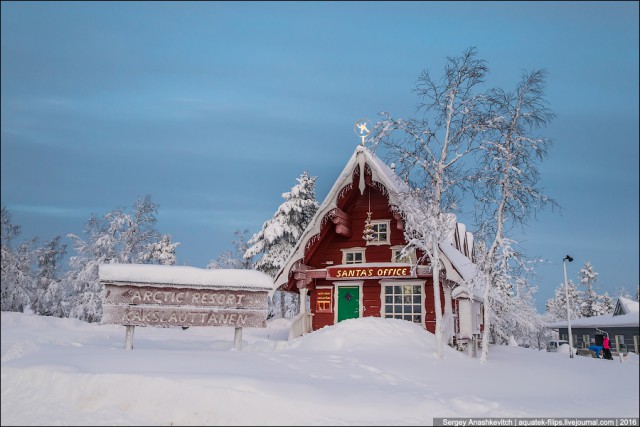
[245,171,318,277]
[371,48,488,359]
[244,171,319,318]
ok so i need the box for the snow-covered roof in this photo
[451,285,484,302]
[439,241,477,283]
[546,312,639,329]
[99,264,273,291]
[614,296,639,316]
[273,145,477,289]
[273,146,405,289]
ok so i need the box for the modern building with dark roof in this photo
[546,296,640,354]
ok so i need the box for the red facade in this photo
[279,160,447,333]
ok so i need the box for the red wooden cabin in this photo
[274,146,481,346]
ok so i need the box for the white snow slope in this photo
[1,312,638,425]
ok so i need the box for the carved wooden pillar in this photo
[300,287,308,315]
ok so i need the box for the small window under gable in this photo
[367,220,390,246]
[391,245,416,264]
[341,247,366,264]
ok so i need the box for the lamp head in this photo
[564,255,573,262]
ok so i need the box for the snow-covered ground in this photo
[1,312,638,426]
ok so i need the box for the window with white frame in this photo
[367,220,390,245]
[341,248,366,264]
[383,284,422,324]
[391,246,416,264]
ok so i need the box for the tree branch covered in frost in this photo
[208,229,253,270]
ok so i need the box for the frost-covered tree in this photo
[65,213,118,323]
[577,262,611,317]
[545,279,582,321]
[65,196,176,322]
[1,207,37,312]
[601,291,614,314]
[1,239,37,312]
[470,69,556,361]
[244,171,319,278]
[1,206,20,245]
[143,234,179,266]
[208,229,253,270]
[371,47,488,359]
[473,239,544,349]
[32,236,68,317]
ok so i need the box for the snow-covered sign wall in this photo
[100,264,272,329]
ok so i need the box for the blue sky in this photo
[2,1,638,312]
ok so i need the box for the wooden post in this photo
[300,287,307,315]
[124,325,135,350]
[234,327,242,350]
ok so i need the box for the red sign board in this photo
[326,265,413,279]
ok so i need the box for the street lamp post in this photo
[563,255,574,358]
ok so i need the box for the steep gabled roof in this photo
[273,145,476,290]
[614,296,639,316]
[439,241,477,283]
[274,146,385,288]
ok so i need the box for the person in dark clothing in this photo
[602,334,613,360]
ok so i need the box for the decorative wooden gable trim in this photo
[275,148,403,291]
[330,207,352,237]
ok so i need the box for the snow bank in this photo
[99,263,273,290]
[2,312,638,425]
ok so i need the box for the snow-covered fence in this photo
[289,312,313,340]
[99,264,273,350]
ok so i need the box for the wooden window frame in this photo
[341,247,366,264]
[366,220,391,246]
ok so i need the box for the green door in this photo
[337,286,360,322]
